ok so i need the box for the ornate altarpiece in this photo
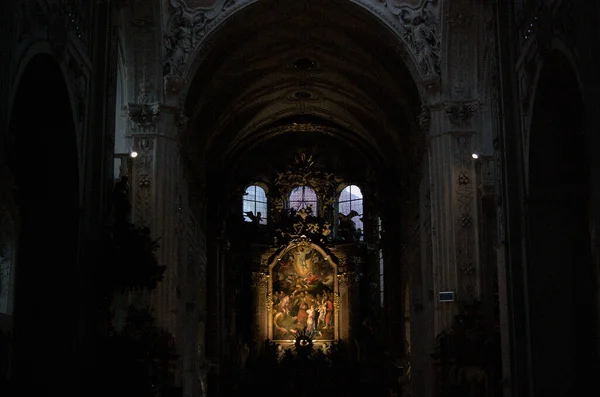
[248,151,360,348]
[267,237,339,342]
[252,236,359,348]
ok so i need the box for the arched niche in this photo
[7,52,80,391]
[265,239,342,344]
[526,49,598,396]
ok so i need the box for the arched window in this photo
[243,185,267,225]
[289,186,318,214]
[338,185,363,233]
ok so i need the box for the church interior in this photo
[1,1,600,396]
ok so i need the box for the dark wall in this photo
[7,54,80,395]
[526,51,597,396]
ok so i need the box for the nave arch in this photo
[525,48,600,397]
[5,52,81,394]
[110,1,495,396]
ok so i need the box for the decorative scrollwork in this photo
[128,102,160,132]
[266,291,273,312]
[383,0,441,80]
[272,151,342,220]
[163,0,234,77]
[445,101,478,129]
[251,272,268,288]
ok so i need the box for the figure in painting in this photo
[271,245,335,341]
[295,246,309,272]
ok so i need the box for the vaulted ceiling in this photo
[184,0,422,172]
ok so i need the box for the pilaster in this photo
[337,271,360,343]
[127,101,201,392]
[251,271,269,349]
[427,100,481,335]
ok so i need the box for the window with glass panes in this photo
[243,185,267,225]
[288,186,318,214]
[338,185,363,236]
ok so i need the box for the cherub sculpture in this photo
[244,211,262,224]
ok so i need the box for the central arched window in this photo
[288,186,318,214]
[338,184,363,233]
[243,185,267,225]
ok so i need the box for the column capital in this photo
[127,102,160,133]
[423,99,482,138]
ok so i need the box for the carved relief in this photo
[163,0,440,96]
[417,106,431,133]
[454,135,477,297]
[163,0,234,78]
[133,137,155,226]
[128,102,160,133]
[127,103,160,132]
[445,101,478,129]
[272,150,342,220]
[383,0,441,80]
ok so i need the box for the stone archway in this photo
[173,1,430,395]
[7,53,80,394]
[164,0,439,104]
[526,50,598,396]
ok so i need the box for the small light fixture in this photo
[129,148,138,158]
[471,152,479,159]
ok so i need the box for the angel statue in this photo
[384,0,440,77]
[338,210,361,242]
[244,211,262,225]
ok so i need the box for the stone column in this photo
[251,271,268,350]
[427,101,480,335]
[128,104,187,322]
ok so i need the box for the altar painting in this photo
[271,245,335,341]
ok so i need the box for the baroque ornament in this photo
[128,102,160,133]
[251,271,268,288]
[454,134,477,297]
[163,0,235,77]
[272,151,342,219]
[163,0,440,90]
[445,101,478,129]
[417,106,431,132]
[382,0,441,79]
[133,137,155,226]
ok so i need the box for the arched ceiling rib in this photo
[184,0,421,168]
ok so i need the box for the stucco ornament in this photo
[382,0,441,78]
[163,0,234,77]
